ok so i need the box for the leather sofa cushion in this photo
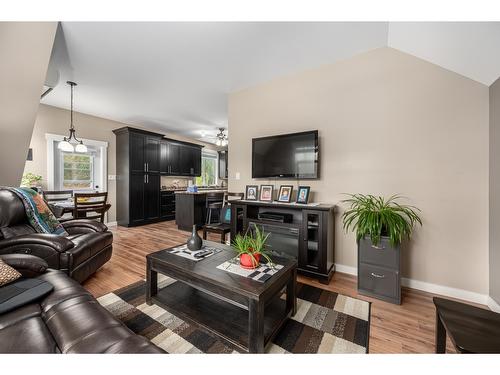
[36,270,164,354]
[67,231,113,266]
[0,316,59,353]
[0,304,58,353]
[0,254,48,278]
[0,190,27,228]
[1,224,35,239]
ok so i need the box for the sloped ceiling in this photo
[388,22,500,86]
[42,22,500,142]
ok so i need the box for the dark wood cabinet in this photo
[160,140,201,177]
[114,127,162,227]
[130,133,145,173]
[218,150,228,179]
[144,174,160,220]
[114,127,203,227]
[129,173,145,224]
[160,190,176,220]
[230,201,335,284]
[145,137,160,173]
[160,141,168,174]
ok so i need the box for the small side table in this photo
[433,297,500,353]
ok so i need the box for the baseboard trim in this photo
[335,263,358,276]
[106,221,117,227]
[487,296,500,313]
[334,263,489,306]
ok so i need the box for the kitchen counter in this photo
[174,189,227,195]
[175,190,226,231]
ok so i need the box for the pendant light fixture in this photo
[58,81,87,153]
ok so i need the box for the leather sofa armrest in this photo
[0,233,74,253]
[0,253,48,277]
[62,219,108,234]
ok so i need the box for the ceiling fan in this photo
[202,127,228,146]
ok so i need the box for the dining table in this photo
[49,198,111,219]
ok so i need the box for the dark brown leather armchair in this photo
[0,254,164,353]
[0,188,113,283]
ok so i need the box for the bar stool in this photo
[205,192,223,224]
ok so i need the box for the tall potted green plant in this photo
[341,194,422,304]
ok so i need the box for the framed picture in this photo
[278,185,293,203]
[245,185,259,201]
[259,185,273,201]
[296,186,311,204]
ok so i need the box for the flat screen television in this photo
[252,130,319,179]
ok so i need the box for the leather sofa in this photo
[0,254,164,353]
[0,188,113,283]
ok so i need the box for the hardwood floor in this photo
[83,220,470,354]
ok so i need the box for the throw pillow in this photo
[0,259,22,287]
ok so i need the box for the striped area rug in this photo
[98,275,371,354]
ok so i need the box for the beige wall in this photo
[0,22,57,186]
[228,47,490,294]
[24,104,219,223]
[490,78,500,304]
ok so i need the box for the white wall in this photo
[0,22,57,186]
[228,47,490,295]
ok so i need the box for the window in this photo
[195,151,218,186]
[62,153,94,189]
[46,133,108,192]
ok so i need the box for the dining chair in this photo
[42,190,74,203]
[74,192,109,223]
[43,190,75,221]
[222,191,244,206]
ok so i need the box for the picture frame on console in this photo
[245,185,259,200]
[296,186,310,204]
[278,185,293,203]
[259,185,273,201]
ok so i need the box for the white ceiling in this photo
[42,22,500,143]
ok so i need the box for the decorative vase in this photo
[187,225,203,251]
[240,253,260,269]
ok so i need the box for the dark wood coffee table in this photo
[146,240,297,353]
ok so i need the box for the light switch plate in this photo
[235,172,240,180]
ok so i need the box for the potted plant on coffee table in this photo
[341,194,422,304]
[232,224,274,269]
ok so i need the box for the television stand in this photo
[230,200,335,284]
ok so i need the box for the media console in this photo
[230,200,335,284]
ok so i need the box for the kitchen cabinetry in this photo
[160,140,201,177]
[114,126,203,227]
[114,127,161,226]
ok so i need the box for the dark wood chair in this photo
[205,192,224,224]
[434,297,500,353]
[223,191,244,206]
[203,205,231,244]
[74,192,109,223]
[43,190,74,221]
[43,190,73,203]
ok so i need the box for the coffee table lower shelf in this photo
[151,281,291,353]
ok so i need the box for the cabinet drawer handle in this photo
[370,272,385,279]
[144,163,146,172]
[371,245,386,250]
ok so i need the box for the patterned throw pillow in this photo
[0,259,22,287]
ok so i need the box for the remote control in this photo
[194,250,213,259]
